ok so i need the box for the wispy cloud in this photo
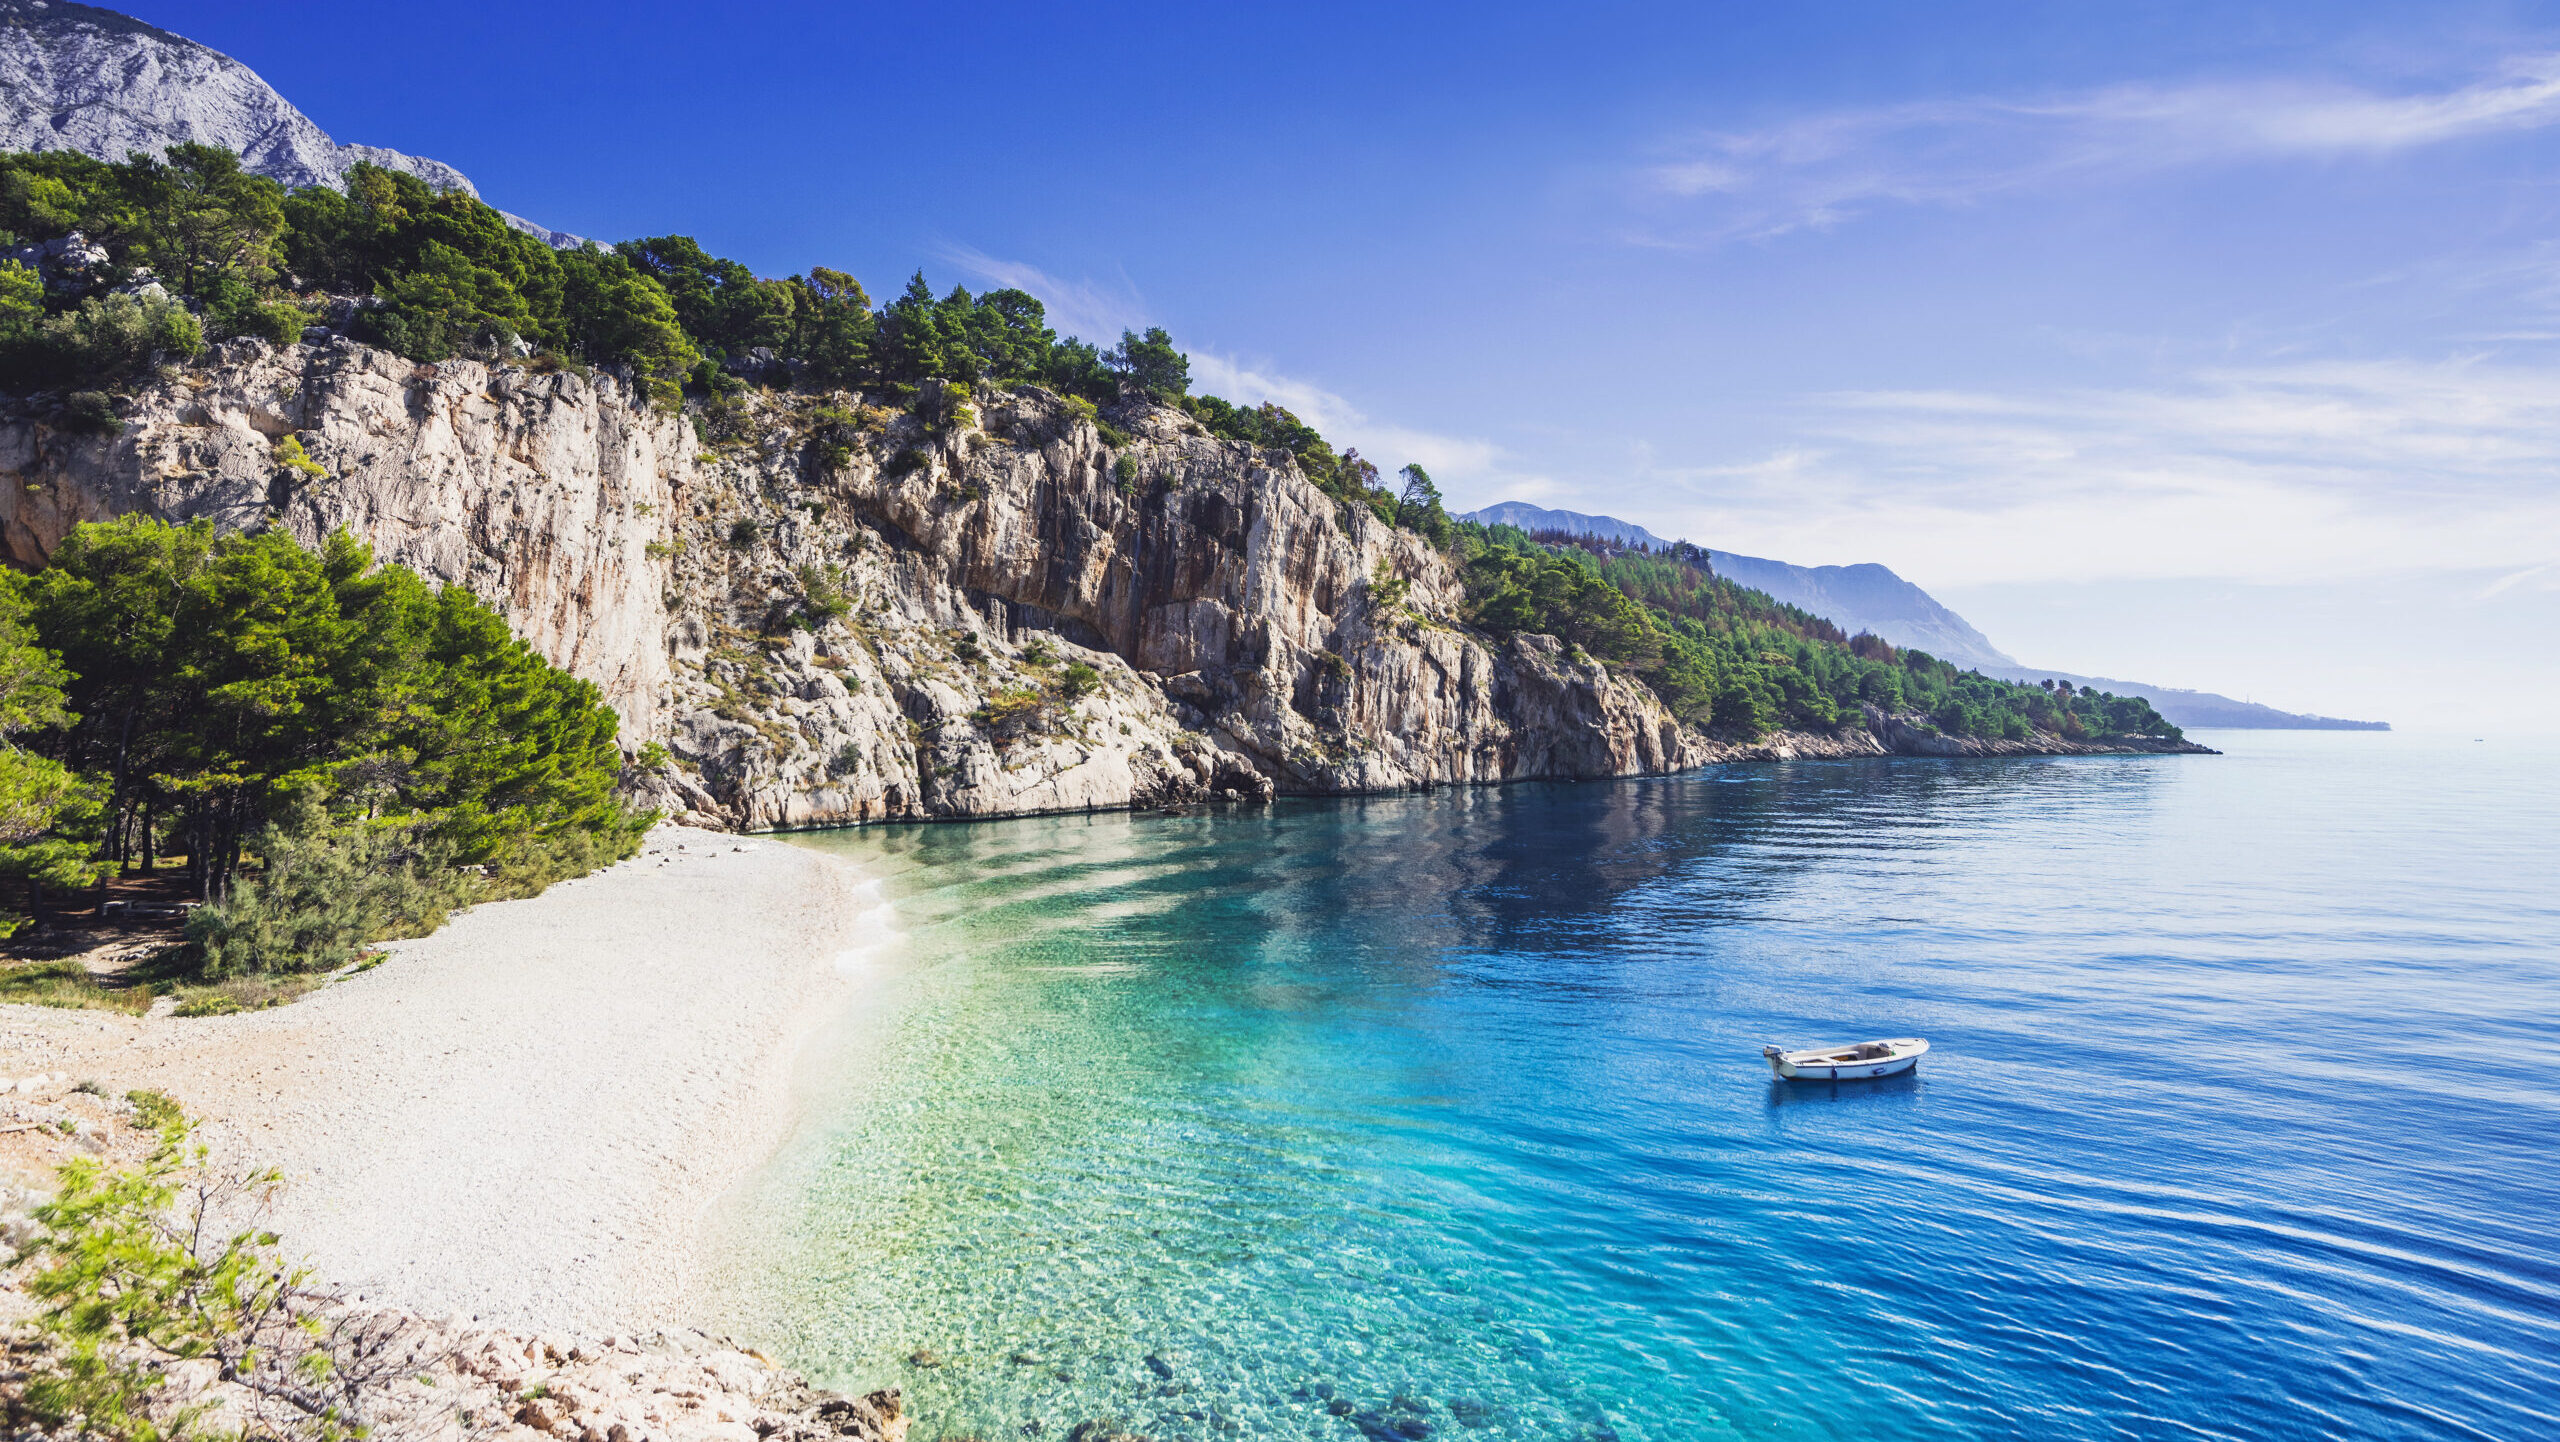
[1640,53,2560,242]
[933,244,1150,346]
[923,246,1535,502]
[1604,355,2560,589]
[1186,351,1532,500]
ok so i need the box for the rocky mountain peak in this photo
[0,1,585,247]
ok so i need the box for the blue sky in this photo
[137,1,2560,728]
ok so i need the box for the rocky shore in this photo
[2,1305,910,1442]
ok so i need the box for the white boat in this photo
[1762,1037,1929,1081]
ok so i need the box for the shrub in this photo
[201,275,307,347]
[60,390,121,436]
[184,797,474,978]
[727,516,760,548]
[1060,660,1101,700]
[21,1110,461,1442]
[1113,453,1140,494]
[974,686,1052,740]
[796,563,853,627]
[271,434,326,481]
[39,292,202,383]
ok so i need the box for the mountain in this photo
[1463,501,2015,669]
[1461,501,2387,730]
[1980,668,2389,731]
[0,0,584,247]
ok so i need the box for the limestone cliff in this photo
[0,338,1746,829]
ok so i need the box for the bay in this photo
[716,731,2560,1441]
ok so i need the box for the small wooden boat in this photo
[1762,1037,1928,1081]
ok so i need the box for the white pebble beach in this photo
[0,824,880,1332]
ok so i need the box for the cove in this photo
[717,732,2560,1442]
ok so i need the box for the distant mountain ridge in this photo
[1464,501,2015,669]
[1978,668,2388,731]
[0,1,585,247]
[1460,501,2387,731]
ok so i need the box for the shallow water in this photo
[726,732,2560,1441]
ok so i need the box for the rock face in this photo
[0,1,585,248]
[0,1,466,193]
[0,338,681,741]
[0,338,2201,834]
[0,339,1722,829]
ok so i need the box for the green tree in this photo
[369,238,537,360]
[19,519,646,911]
[31,292,203,385]
[1108,325,1189,399]
[557,247,698,404]
[116,143,286,300]
[786,266,873,386]
[874,271,963,384]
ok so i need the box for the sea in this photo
[708,731,2560,1441]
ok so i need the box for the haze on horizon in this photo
[137,0,2560,731]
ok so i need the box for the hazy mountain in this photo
[1980,668,2387,730]
[1460,501,2386,730]
[1463,501,2015,669]
[0,1,584,246]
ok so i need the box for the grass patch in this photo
[124,1088,181,1131]
[169,974,325,1017]
[0,960,154,1014]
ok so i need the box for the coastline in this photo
[0,824,882,1333]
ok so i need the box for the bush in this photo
[796,563,852,627]
[201,275,306,346]
[271,434,326,480]
[60,390,121,436]
[39,292,202,383]
[1060,660,1101,700]
[21,1110,461,1442]
[183,797,473,978]
[727,516,760,547]
[974,686,1053,740]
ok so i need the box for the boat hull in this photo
[1763,1037,1929,1081]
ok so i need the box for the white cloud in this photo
[1594,356,2560,590]
[1184,351,1523,498]
[932,244,1150,346]
[1640,53,2560,241]
[915,246,1542,506]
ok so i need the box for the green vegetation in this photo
[18,1109,430,1442]
[0,516,648,972]
[1455,525,2180,742]
[0,145,1379,473]
[0,144,2170,763]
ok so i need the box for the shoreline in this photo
[0,824,882,1334]
[722,725,2217,834]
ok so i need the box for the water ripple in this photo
[718,733,2560,1441]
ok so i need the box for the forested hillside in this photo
[1456,528,2179,743]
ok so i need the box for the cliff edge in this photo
[0,339,2201,832]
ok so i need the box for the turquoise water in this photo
[727,732,2560,1441]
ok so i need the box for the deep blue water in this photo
[726,732,2560,1441]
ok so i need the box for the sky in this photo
[132,0,2560,729]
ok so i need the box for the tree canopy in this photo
[0,518,648,957]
